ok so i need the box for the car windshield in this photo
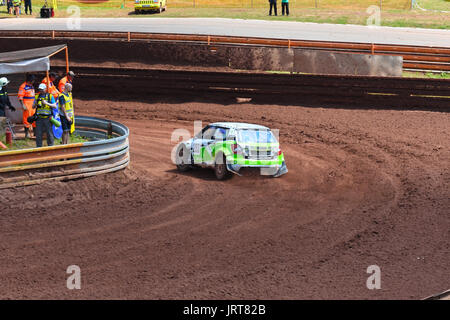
[237,129,277,144]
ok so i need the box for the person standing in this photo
[281,0,289,16]
[58,71,76,134]
[41,72,60,100]
[12,0,20,18]
[58,83,74,145]
[0,77,16,117]
[269,0,277,16]
[24,0,31,15]
[7,0,13,14]
[58,71,75,93]
[18,74,36,139]
[33,83,57,148]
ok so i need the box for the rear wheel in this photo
[176,145,191,172]
[214,154,232,180]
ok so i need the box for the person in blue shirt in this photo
[281,0,289,16]
[33,83,57,147]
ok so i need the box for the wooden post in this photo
[46,70,50,91]
[65,47,69,74]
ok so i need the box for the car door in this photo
[191,125,216,164]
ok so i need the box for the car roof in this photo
[210,122,270,130]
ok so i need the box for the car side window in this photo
[202,126,217,140]
[213,127,229,141]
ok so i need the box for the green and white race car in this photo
[175,122,288,180]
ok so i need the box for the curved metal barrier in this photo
[0,116,130,189]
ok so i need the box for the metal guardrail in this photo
[0,116,130,189]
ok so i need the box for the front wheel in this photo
[176,145,191,172]
[214,154,232,180]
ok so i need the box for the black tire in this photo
[135,9,140,14]
[176,145,191,172]
[214,153,232,180]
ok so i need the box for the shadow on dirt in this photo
[128,11,162,16]
[165,167,218,181]
[26,68,450,113]
[77,90,450,113]
[166,167,279,182]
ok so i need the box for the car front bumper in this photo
[226,161,288,177]
[135,4,161,10]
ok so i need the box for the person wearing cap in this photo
[33,83,57,148]
[41,71,60,100]
[18,74,36,139]
[58,83,74,145]
[0,77,16,117]
[58,71,75,93]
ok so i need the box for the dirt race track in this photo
[0,97,449,299]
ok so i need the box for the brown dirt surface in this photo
[0,97,449,299]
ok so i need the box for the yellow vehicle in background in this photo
[134,0,167,14]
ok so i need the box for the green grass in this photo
[419,0,450,11]
[403,71,450,79]
[0,133,89,151]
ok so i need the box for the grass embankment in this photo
[0,0,449,29]
[0,133,88,151]
[403,71,450,79]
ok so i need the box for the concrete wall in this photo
[293,49,403,76]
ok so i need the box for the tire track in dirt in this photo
[0,100,448,299]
